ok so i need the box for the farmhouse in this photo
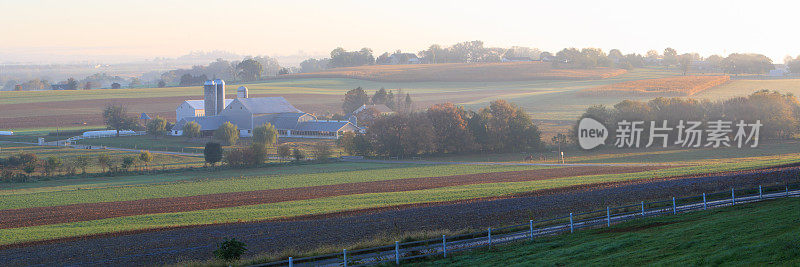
[388,53,420,65]
[351,104,394,116]
[172,79,359,139]
[501,56,534,62]
[347,104,395,127]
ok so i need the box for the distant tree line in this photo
[329,48,375,68]
[293,43,778,76]
[572,90,800,147]
[339,100,542,157]
[160,56,281,86]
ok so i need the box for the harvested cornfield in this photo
[579,75,730,97]
[284,62,628,82]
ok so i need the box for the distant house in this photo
[351,104,394,116]
[768,68,789,77]
[348,104,395,127]
[388,53,420,65]
[51,84,71,90]
[539,54,556,62]
[502,56,533,62]
[172,81,360,139]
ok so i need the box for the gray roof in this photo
[183,99,233,110]
[237,97,302,114]
[296,121,357,132]
[361,104,394,114]
[252,113,315,130]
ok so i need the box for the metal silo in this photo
[237,86,248,98]
[203,80,217,116]
[214,79,225,115]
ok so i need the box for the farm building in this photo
[502,56,534,62]
[347,104,395,128]
[172,80,359,139]
[351,104,394,116]
[176,99,234,122]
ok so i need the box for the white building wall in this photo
[176,102,204,122]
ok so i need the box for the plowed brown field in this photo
[0,165,664,229]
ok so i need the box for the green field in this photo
[426,140,800,165]
[72,135,345,157]
[2,154,798,245]
[0,143,203,178]
[0,163,550,209]
[75,135,208,154]
[414,197,800,266]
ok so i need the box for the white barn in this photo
[176,99,233,122]
[172,81,360,139]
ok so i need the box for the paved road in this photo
[1,166,797,267]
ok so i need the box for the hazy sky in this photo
[2,0,799,63]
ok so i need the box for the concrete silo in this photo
[213,79,226,115]
[203,80,217,116]
[237,86,248,98]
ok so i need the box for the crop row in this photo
[580,75,730,96]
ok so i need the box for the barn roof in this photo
[353,104,394,115]
[296,121,357,132]
[236,97,302,114]
[253,112,313,130]
[183,99,233,110]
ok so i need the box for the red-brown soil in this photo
[0,165,665,229]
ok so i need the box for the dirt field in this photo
[0,166,663,229]
[284,62,627,82]
[2,165,797,266]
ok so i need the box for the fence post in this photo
[672,197,676,214]
[442,235,447,258]
[606,206,611,227]
[787,186,790,197]
[703,193,707,210]
[641,201,645,216]
[569,213,574,233]
[759,185,762,199]
[288,257,293,267]
[395,241,400,265]
[343,249,347,267]
[731,188,735,205]
[488,228,492,246]
[529,220,534,240]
